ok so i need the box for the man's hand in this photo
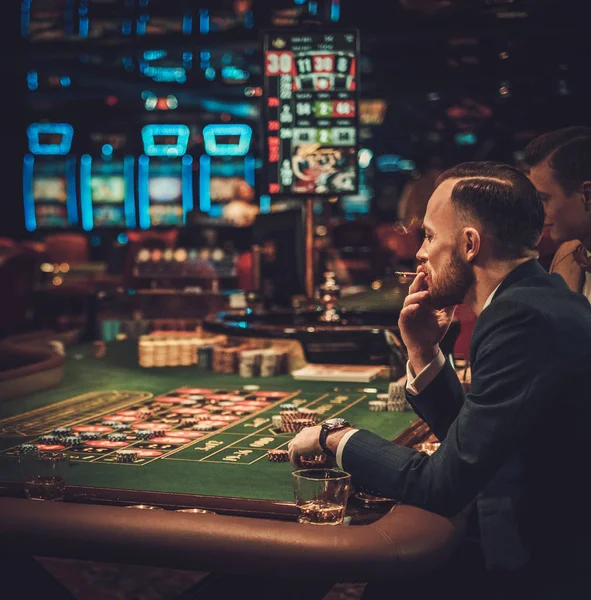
[398,272,456,372]
[288,425,322,468]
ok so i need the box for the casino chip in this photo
[18,443,39,456]
[279,403,297,411]
[62,436,84,449]
[79,431,102,440]
[135,430,155,440]
[107,433,129,442]
[52,427,72,436]
[242,385,260,392]
[115,449,138,463]
[368,400,387,412]
[267,449,289,463]
[300,455,327,468]
[38,435,62,445]
[112,422,132,430]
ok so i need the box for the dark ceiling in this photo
[16,0,591,164]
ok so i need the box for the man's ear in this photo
[582,181,591,211]
[463,227,480,262]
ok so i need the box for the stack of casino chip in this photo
[112,422,131,430]
[52,427,72,436]
[62,436,85,449]
[267,449,289,462]
[107,432,128,442]
[38,434,62,445]
[179,339,196,366]
[387,383,411,412]
[79,431,101,440]
[280,408,317,433]
[135,430,155,440]
[115,449,138,463]
[368,399,387,412]
[259,349,279,377]
[197,345,214,370]
[194,422,216,432]
[271,415,282,431]
[18,443,39,455]
[296,408,319,424]
[138,337,155,368]
[102,420,124,427]
[238,349,261,378]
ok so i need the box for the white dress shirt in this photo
[336,284,501,468]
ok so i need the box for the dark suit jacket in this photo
[342,260,591,577]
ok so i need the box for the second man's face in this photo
[528,160,584,245]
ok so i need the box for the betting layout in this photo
[0,387,369,467]
[263,31,359,196]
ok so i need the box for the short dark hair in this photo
[524,126,591,194]
[436,161,545,259]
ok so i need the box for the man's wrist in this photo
[408,345,439,374]
[325,426,354,456]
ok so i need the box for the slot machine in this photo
[138,125,193,229]
[79,137,136,232]
[23,123,78,232]
[198,124,254,218]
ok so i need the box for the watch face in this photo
[324,417,348,429]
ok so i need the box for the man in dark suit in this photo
[289,162,591,599]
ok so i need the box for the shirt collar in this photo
[482,282,503,311]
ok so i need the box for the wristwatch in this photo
[319,418,351,456]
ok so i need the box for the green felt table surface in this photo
[0,341,416,502]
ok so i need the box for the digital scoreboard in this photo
[263,31,359,196]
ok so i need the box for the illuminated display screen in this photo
[90,175,125,203]
[147,165,184,227]
[263,30,359,196]
[33,176,67,202]
[30,159,73,229]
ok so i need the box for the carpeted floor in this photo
[37,558,366,600]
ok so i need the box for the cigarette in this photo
[394,271,418,277]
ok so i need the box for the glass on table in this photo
[19,451,69,501]
[292,468,351,525]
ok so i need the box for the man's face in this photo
[416,179,475,309]
[528,160,584,244]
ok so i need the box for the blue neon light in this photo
[199,9,209,34]
[182,14,192,34]
[60,76,71,87]
[455,132,477,146]
[143,66,186,83]
[182,155,194,220]
[66,157,78,225]
[21,0,31,38]
[183,51,193,63]
[137,14,148,36]
[330,0,340,21]
[27,123,74,155]
[221,66,250,81]
[27,71,38,91]
[308,0,318,15]
[200,50,211,61]
[124,156,136,228]
[23,155,35,231]
[204,68,216,80]
[117,233,128,244]
[79,17,89,37]
[80,154,93,230]
[203,124,252,157]
[199,155,211,212]
[244,10,254,28]
[244,155,255,186]
[144,50,167,61]
[141,124,190,157]
[376,154,401,172]
[294,0,306,4]
[259,195,271,214]
[101,144,113,157]
[138,155,150,229]
[122,19,132,35]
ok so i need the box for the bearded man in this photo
[289,162,591,600]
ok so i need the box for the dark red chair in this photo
[44,233,89,264]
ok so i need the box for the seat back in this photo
[44,233,89,264]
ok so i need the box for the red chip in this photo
[73,425,113,433]
[176,387,212,394]
[36,444,65,451]
[170,407,209,415]
[102,415,138,422]
[151,436,191,444]
[208,415,240,423]
[117,410,148,417]
[133,422,172,431]
[207,394,244,402]
[155,396,184,404]
[165,430,204,439]
[253,391,289,398]
[136,449,163,458]
[85,440,129,448]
